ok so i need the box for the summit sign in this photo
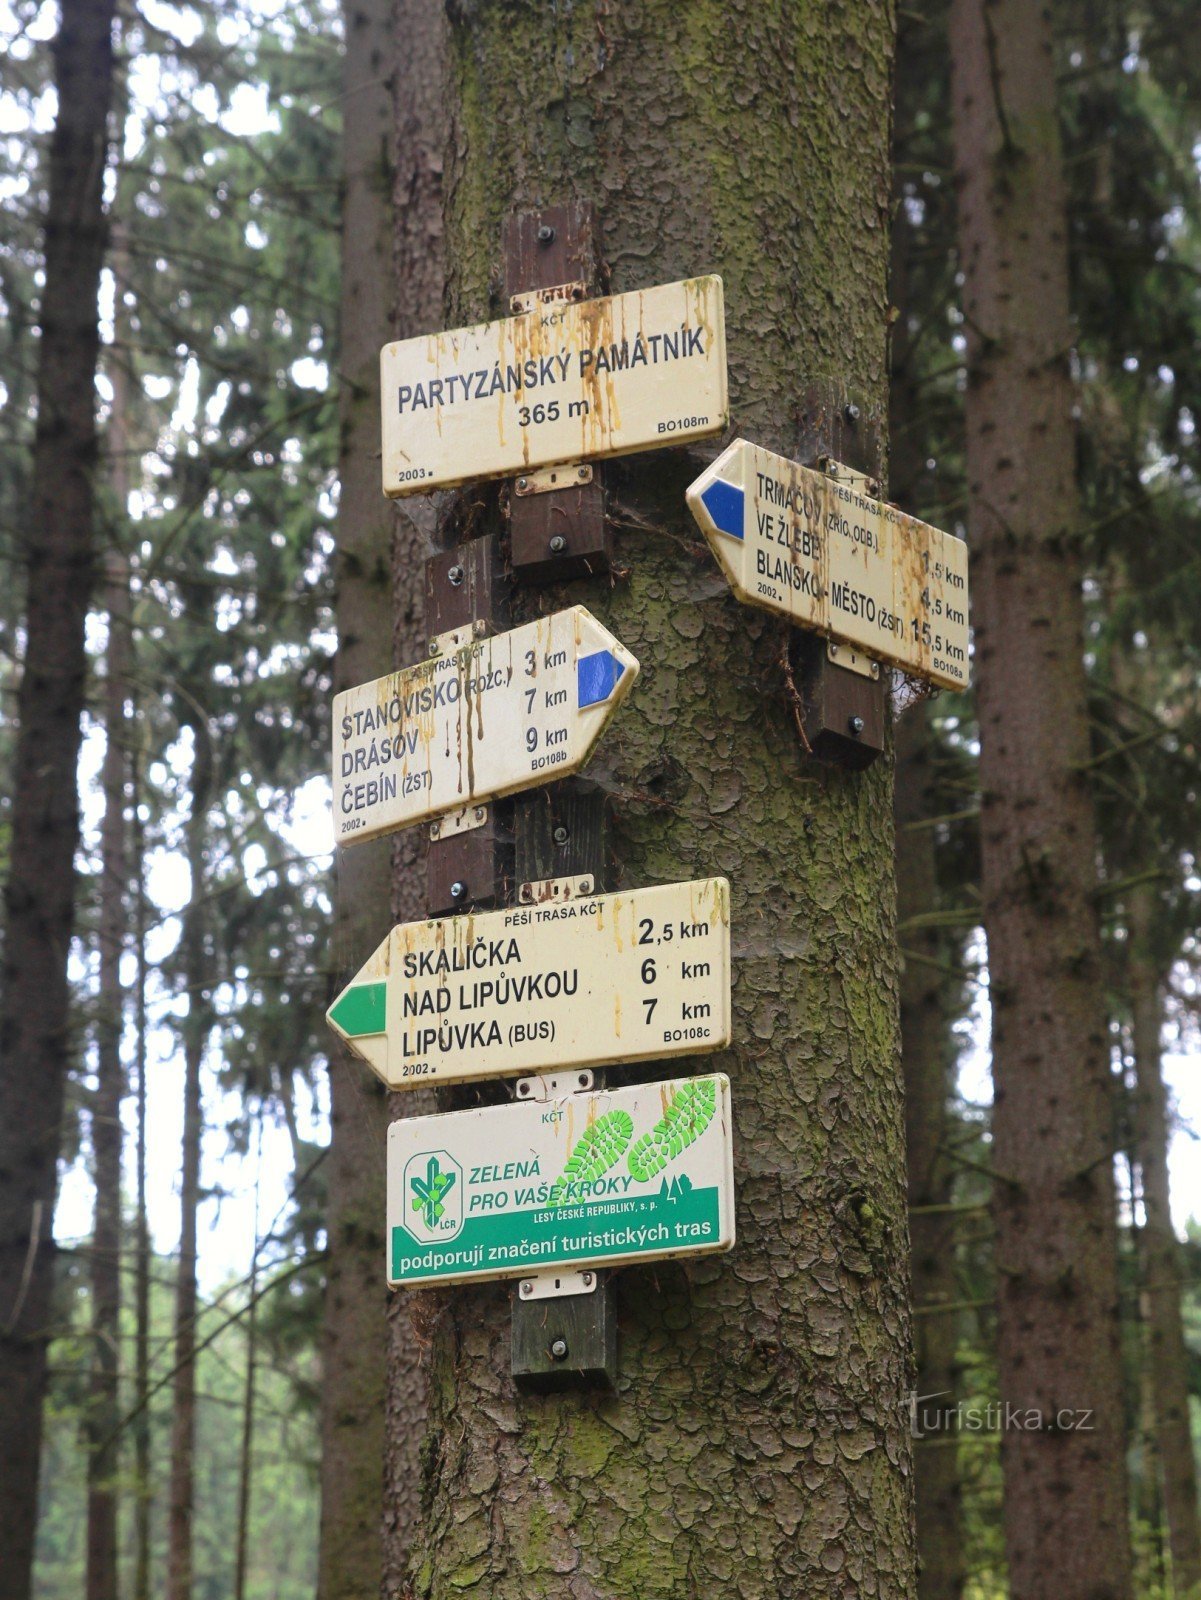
[380,276,728,496]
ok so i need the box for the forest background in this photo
[0,0,1199,1596]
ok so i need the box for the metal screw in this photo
[577,465,589,480]
[450,880,467,900]
[549,534,567,554]
[578,1074,588,1088]
[829,642,839,657]
[474,806,486,821]
[844,403,861,423]
[448,564,464,587]
[519,884,533,903]
[549,1337,569,1360]
[521,1280,533,1296]
[518,1082,530,1096]
[428,638,440,655]
[517,476,528,492]
[537,224,556,244]
[581,1272,594,1287]
[553,825,569,846]
[430,821,441,840]
[848,716,865,736]
[579,877,592,893]
[870,662,880,680]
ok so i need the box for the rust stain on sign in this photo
[687,438,971,692]
[380,276,728,497]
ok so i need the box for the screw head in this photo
[517,476,528,491]
[577,465,589,479]
[578,1074,588,1087]
[537,224,556,244]
[548,534,568,554]
[520,1280,533,1296]
[518,1082,530,1096]
[552,825,569,846]
[448,564,464,587]
[474,806,486,821]
[549,1337,569,1360]
[428,638,440,655]
[844,403,861,423]
[848,716,865,736]
[450,880,467,900]
[581,1271,594,1287]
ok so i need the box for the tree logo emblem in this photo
[403,1150,464,1240]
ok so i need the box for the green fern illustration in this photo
[547,1110,634,1207]
[627,1079,717,1182]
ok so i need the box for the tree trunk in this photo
[86,564,131,1600]
[132,743,153,1600]
[949,2,1133,1594]
[380,1,446,1591]
[888,146,965,1600]
[1128,884,1201,1598]
[166,713,213,1600]
[896,711,965,1600]
[0,4,116,1595]
[319,0,414,1593]
[397,6,913,1596]
[85,204,134,1600]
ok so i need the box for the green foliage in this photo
[34,1241,321,1600]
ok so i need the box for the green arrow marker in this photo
[328,981,386,1038]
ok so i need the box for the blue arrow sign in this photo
[577,649,626,709]
[700,478,744,540]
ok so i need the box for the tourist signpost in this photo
[327,878,731,1089]
[380,275,728,496]
[686,437,970,690]
[333,606,638,847]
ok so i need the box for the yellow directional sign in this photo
[333,606,638,847]
[327,878,731,1089]
[380,276,728,497]
[686,438,970,690]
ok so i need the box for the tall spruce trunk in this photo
[896,712,965,1600]
[166,712,213,1600]
[395,6,913,1596]
[889,175,965,1600]
[86,555,130,1600]
[0,4,116,1595]
[380,1,446,1590]
[318,0,397,1590]
[132,749,152,1600]
[1128,884,1201,1597]
[949,2,1133,1593]
[85,209,134,1600]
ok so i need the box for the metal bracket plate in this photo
[429,805,489,842]
[827,640,881,680]
[518,1269,599,1301]
[818,455,881,499]
[514,462,593,497]
[517,873,595,904]
[509,279,588,315]
[428,618,489,657]
[515,1069,595,1102]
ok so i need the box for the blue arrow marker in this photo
[700,478,744,540]
[577,650,626,709]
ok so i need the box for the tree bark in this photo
[397,5,912,1596]
[1128,883,1201,1598]
[166,712,213,1600]
[132,743,152,1600]
[0,4,116,1596]
[896,711,965,1600]
[379,1,446,1591]
[319,0,412,1593]
[949,2,1133,1594]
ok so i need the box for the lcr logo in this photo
[405,1150,464,1241]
